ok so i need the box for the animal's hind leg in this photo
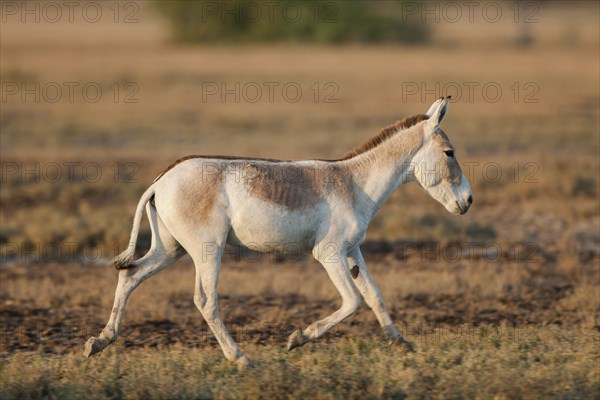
[183,234,250,368]
[287,243,362,351]
[84,204,185,357]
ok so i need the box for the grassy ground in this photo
[1,253,598,398]
[2,329,598,399]
[1,2,599,399]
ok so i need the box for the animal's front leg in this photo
[347,247,414,352]
[287,243,362,351]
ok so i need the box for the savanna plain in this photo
[0,3,599,399]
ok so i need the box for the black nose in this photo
[467,195,473,205]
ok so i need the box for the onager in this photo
[84,97,472,367]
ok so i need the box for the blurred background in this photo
[1,0,598,257]
[0,1,599,397]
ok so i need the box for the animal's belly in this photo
[227,202,327,254]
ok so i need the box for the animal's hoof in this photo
[83,337,107,357]
[286,329,307,351]
[391,338,415,353]
[236,355,253,370]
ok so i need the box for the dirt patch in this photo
[1,251,596,357]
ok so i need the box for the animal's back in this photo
[153,157,353,253]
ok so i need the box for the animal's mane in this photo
[341,114,429,160]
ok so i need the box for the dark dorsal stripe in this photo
[152,114,429,183]
[152,155,290,182]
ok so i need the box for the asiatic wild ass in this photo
[84,97,472,367]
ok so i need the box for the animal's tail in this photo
[109,185,156,270]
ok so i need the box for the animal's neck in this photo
[342,126,424,218]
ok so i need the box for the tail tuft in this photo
[108,246,135,270]
[111,257,134,270]
[108,187,156,271]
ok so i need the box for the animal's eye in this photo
[444,150,454,158]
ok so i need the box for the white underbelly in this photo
[226,198,329,253]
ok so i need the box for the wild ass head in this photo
[411,96,473,215]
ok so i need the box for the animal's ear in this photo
[426,96,451,127]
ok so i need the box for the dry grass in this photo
[1,2,599,399]
[1,329,598,400]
